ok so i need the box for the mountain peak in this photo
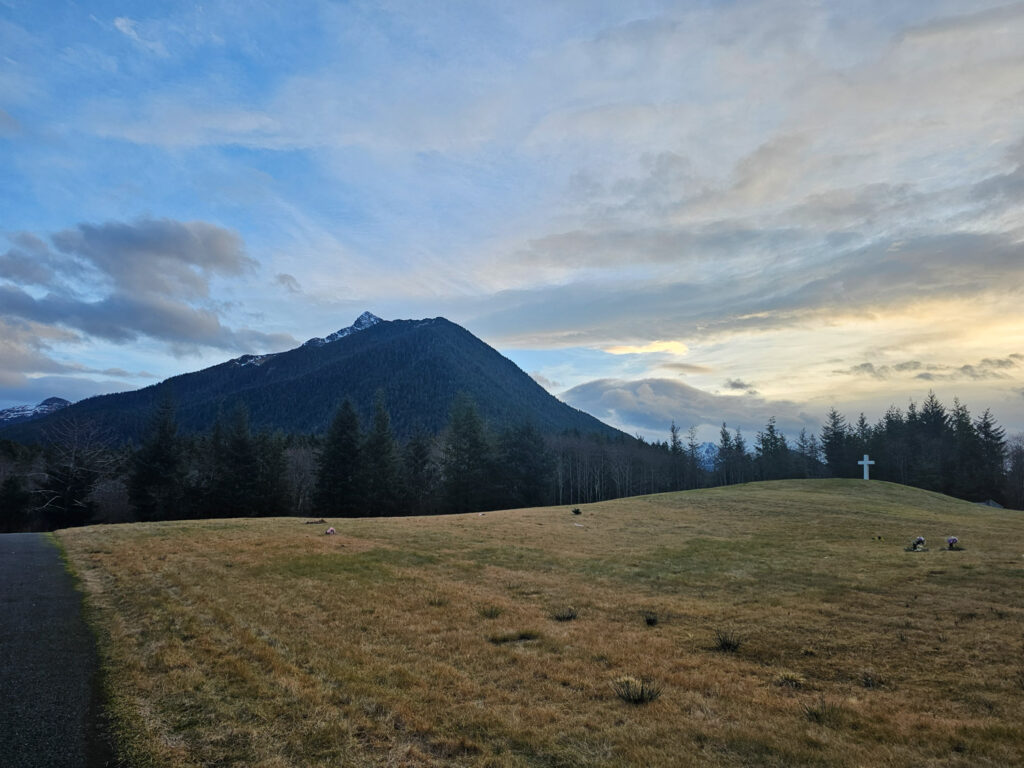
[352,311,382,329]
[0,396,71,425]
[304,311,383,347]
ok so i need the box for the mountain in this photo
[697,442,718,471]
[0,397,71,426]
[0,314,627,445]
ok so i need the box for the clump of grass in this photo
[772,670,806,689]
[642,610,659,626]
[612,675,663,705]
[551,606,578,622]
[488,630,541,645]
[713,628,742,653]
[802,696,844,727]
[860,669,885,689]
[571,508,582,515]
[426,594,449,607]
[478,604,503,619]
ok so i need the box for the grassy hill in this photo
[58,480,1024,767]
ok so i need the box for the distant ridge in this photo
[0,397,70,426]
[0,314,628,444]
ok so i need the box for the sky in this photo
[2,0,1024,443]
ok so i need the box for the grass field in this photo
[58,480,1024,767]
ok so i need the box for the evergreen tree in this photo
[755,417,789,480]
[1005,436,1024,510]
[403,429,439,515]
[668,421,684,489]
[314,399,364,516]
[363,392,401,515]
[442,394,493,513]
[878,405,910,484]
[794,428,822,478]
[715,423,734,485]
[975,409,1006,503]
[949,399,982,499]
[685,425,702,489]
[821,408,851,477]
[915,392,950,491]
[252,430,289,516]
[221,406,263,515]
[497,422,553,509]
[128,396,184,521]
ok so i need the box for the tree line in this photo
[1,390,1021,531]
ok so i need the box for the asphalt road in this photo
[0,533,114,767]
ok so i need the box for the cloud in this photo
[275,273,302,293]
[0,108,20,137]
[605,340,689,356]
[0,219,294,352]
[51,218,254,297]
[0,317,155,409]
[112,17,168,57]
[842,355,1020,383]
[562,377,817,441]
[529,372,561,391]
[659,362,713,375]
[723,378,758,394]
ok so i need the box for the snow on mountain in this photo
[0,397,71,425]
[697,442,718,472]
[234,354,272,368]
[302,311,383,348]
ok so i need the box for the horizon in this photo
[2,1,1023,443]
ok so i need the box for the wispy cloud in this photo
[112,17,169,57]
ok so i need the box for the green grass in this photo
[58,479,1024,767]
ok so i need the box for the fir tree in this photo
[442,394,493,513]
[363,392,401,515]
[128,396,184,521]
[314,400,364,516]
[497,422,552,509]
[975,409,1006,503]
[821,408,851,477]
[403,429,438,515]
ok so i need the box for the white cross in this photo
[858,454,875,480]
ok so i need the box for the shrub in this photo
[572,508,582,515]
[713,628,742,653]
[642,611,659,627]
[488,630,540,644]
[612,675,663,704]
[551,606,578,622]
[479,605,503,619]
[772,670,806,689]
[860,669,885,689]
[802,696,844,727]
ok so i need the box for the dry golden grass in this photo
[58,479,1024,767]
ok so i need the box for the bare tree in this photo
[34,417,118,529]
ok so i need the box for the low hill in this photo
[1,313,625,444]
[59,480,1024,767]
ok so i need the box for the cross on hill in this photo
[858,454,875,480]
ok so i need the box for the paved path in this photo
[0,533,114,767]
